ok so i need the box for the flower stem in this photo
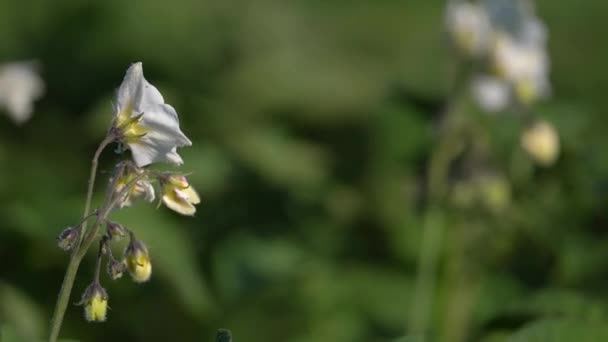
[48,135,114,342]
[80,135,115,244]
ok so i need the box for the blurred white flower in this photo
[0,61,45,124]
[449,0,550,112]
[445,0,492,57]
[112,62,191,167]
[470,75,511,112]
[492,30,550,105]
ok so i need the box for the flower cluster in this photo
[446,0,550,111]
[56,62,200,324]
[445,0,558,166]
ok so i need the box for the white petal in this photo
[0,61,45,124]
[165,148,185,164]
[139,104,191,147]
[128,136,184,167]
[115,62,144,114]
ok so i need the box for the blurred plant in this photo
[0,61,44,124]
[411,1,556,341]
[446,0,558,166]
[48,62,199,341]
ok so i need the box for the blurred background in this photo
[1,0,608,341]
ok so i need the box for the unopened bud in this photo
[57,226,79,251]
[124,237,152,283]
[106,221,127,239]
[107,258,126,280]
[79,282,108,322]
[521,120,560,167]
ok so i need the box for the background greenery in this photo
[1,0,607,341]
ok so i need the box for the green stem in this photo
[48,136,114,342]
[79,135,115,246]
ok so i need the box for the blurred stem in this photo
[48,140,122,342]
[439,223,479,342]
[410,60,470,340]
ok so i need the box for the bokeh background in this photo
[1,0,608,341]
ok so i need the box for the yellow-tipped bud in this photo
[125,238,152,283]
[80,283,108,322]
[160,174,200,216]
[521,120,560,167]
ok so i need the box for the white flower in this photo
[0,61,45,124]
[471,75,511,112]
[113,62,191,167]
[490,31,550,105]
[445,1,491,57]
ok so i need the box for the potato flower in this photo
[112,62,191,167]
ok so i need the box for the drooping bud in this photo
[106,221,128,240]
[57,226,79,251]
[107,258,126,280]
[80,282,109,322]
[124,237,152,283]
[160,174,201,216]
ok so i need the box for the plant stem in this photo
[48,136,114,342]
[79,135,115,246]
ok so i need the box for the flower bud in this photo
[56,226,79,251]
[106,221,127,240]
[521,120,560,167]
[160,174,201,216]
[124,237,152,283]
[80,282,108,322]
[113,169,155,209]
[107,258,126,280]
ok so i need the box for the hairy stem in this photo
[48,135,114,342]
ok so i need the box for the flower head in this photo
[491,31,549,105]
[80,282,109,322]
[124,237,152,283]
[160,174,201,216]
[445,0,551,112]
[112,62,191,167]
[0,61,45,124]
